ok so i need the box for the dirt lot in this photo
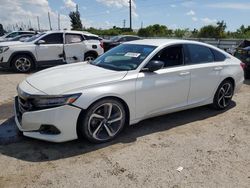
[0,69,250,188]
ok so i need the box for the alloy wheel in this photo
[217,82,233,108]
[87,103,124,141]
[15,57,31,72]
[85,56,95,62]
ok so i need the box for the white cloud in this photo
[0,0,71,31]
[186,10,195,16]
[170,4,176,8]
[201,17,217,25]
[207,2,250,10]
[192,17,198,22]
[63,0,76,11]
[96,0,138,17]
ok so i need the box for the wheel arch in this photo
[84,50,98,58]
[9,51,37,67]
[76,95,130,139]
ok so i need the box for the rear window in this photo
[187,44,214,64]
[65,34,84,44]
[211,48,227,62]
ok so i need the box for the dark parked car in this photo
[103,35,141,52]
[234,46,250,78]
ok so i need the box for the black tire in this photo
[12,54,34,73]
[79,99,126,143]
[245,70,250,79]
[84,52,97,62]
[212,80,234,110]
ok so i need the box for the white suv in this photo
[0,30,104,72]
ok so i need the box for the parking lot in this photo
[0,69,250,187]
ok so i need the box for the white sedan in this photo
[14,39,244,143]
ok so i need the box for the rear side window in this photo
[84,35,100,40]
[41,33,63,44]
[211,48,227,62]
[65,34,83,44]
[187,44,214,64]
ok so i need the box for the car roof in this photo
[126,39,215,47]
[43,30,98,36]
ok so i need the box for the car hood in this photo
[26,62,128,95]
[0,41,26,46]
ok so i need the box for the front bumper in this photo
[14,96,81,142]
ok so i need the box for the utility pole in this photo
[141,21,143,29]
[29,19,32,29]
[129,0,132,30]
[48,12,52,30]
[123,19,126,28]
[37,16,41,31]
[58,13,61,30]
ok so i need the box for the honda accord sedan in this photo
[14,39,244,143]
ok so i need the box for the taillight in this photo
[240,62,246,70]
[100,41,104,49]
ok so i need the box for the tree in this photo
[198,21,227,38]
[138,24,172,37]
[0,24,5,36]
[69,10,82,30]
[216,20,227,38]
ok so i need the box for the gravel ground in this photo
[0,69,250,188]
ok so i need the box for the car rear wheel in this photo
[12,55,34,73]
[84,52,97,63]
[212,80,234,110]
[80,99,126,143]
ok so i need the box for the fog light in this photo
[39,124,61,135]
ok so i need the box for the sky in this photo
[0,0,249,32]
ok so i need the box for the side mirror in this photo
[36,40,45,45]
[141,60,164,72]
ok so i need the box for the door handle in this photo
[179,71,190,76]
[214,67,223,71]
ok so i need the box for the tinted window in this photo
[65,34,83,44]
[127,36,140,41]
[84,35,100,40]
[6,32,19,38]
[211,48,227,62]
[151,45,184,67]
[187,44,214,64]
[41,33,63,44]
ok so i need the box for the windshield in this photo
[91,44,156,71]
[25,33,45,42]
[110,36,120,42]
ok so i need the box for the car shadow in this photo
[0,102,236,162]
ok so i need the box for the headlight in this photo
[32,93,81,108]
[0,46,9,54]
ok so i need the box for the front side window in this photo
[6,32,19,38]
[187,44,214,64]
[41,33,63,44]
[91,44,156,71]
[65,34,83,44]
[151,45,184,67]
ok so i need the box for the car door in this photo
[35,33,64,65]
[64,33,85,63]
[136,44,191,119]
[185,44,222,105]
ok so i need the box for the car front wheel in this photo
[80,99,126,143]
[12,55,34,73]
[212,80,234,110]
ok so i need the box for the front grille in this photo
[18,96,33,114]
[15,95,33,123]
